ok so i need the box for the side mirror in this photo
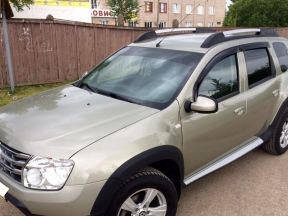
[281,65,287,73]
[185,96,218,113]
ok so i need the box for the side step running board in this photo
[184,137,264,185]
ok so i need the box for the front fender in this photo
[90,145,184,216]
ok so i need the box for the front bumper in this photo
[0,171,106,216]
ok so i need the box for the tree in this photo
[107,0,139,26]
[9,0,33,11]
[224,0,288,27]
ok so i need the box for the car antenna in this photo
[156,4,200,48]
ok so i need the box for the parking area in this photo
[1,148,288,216]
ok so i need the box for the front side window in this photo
[81,47,203,109]
[273,42,288,70]
[244,48,272,87]
[198,55,239,100]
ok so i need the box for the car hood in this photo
[0,85,158,159]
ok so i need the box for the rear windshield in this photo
[81,47,203,109]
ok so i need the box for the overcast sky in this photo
[227,0,232,5]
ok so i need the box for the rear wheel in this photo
[107,167,178,216]
[263,109,288,155]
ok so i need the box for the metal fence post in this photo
[2,5,15,92]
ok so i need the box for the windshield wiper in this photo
[97,89,136,104]
[79,82,136,104]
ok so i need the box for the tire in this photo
[106,167,178,216]
[263,108,288,155]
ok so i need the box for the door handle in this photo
[272,89,280,97]
[234,106,245,116]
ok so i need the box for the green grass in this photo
[0,83,66,107]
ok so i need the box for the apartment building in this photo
[92,0,226,27]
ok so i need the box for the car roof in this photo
[129,33,213,53]
[129,28,283,54]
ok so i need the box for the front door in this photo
[181,50,250,176]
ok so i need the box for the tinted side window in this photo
[244,48,272,87]
[273,42,288,70]
[198,55,239,100]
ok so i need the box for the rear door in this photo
[240,43,281,137]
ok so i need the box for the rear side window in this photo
[273,42,288,70]
[244,48,272,87]
[198,55,239,100]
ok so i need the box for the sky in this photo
[227,0,232,5]
[226,0,232,10]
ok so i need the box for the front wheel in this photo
[107,167,178,216]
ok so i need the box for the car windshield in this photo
[80,46,203,109]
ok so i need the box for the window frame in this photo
[172,3,181,13]
[159,2,167,13]
[185,4,193,14]
[272,42,288,72]
[145,1,153,12]
[194,47,240,102]
[241,43,276,89]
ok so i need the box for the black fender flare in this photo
[90,145,184,216]
[261,98,288,142]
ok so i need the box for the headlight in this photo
[23,156,74,190]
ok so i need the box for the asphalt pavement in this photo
[1,148,288,216]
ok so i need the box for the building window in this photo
[208,6,215,15]
[145,2,153,12]
[207,22,213,27]
[159,3,167,13]
[128,21,137,27]
[197,5,204,15]
[172,4,181,13]
[144,21,152,28]
[159,21,167,28]
[100,20,109,25]
[197,22,203,27]
[91,0,99,9]
[217,21,222,25]
[186,5,193,14]
[185,22,193,27]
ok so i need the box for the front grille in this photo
[0,142,31,183]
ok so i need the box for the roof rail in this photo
[134,28,216,43]
[201,28,278,48]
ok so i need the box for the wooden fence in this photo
[0,19,146,88]
[1,19,288,88]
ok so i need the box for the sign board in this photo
[91,9,113,18]
[34,0,90,8]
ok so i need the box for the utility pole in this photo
[1,0,15,92]
[156,0,159,28]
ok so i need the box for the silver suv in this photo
[0,28,288,216]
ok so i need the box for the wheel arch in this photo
[261,97,288,142]
[90,145,184,216]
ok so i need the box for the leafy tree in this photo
[107,0,139,26]
[1,0,33,12]
[9,0,33,11]
[224,0,288,27]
